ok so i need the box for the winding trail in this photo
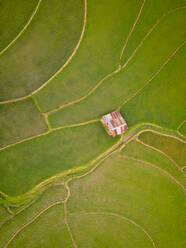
[0,0,43,57]
[119,0,146,61]
[0,0,87,105]
[119,154,185,192]
[64,180,77,248]
[69,211,156,248]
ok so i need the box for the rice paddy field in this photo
[0,0,185,247]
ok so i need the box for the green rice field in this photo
[0,0,185,247]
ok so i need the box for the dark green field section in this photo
[179,122,186,136]
[0,185,68,247]
[139,131,186,168]
[120,140,185,186]
[120,0,186,65]
[0,0,38,51]
[48,8,186,127]
[68,155,186,248]
[0,0,84,101]
[35,0,143,112]
[121,42,186,130]
[69,214,153,248]
[0,122,118,196]
[0,99,47,148]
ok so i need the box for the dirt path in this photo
[119,40,186,108]
[3,200,65,248]
[0,0,87,105]
[119,0,146,61]
[137,128,186,144]
[69,211,156,248]
[0,119,99,152]
[0,0,43,57]
[119,154,185,192]
[121,5,186,70]
[136,138,182,172]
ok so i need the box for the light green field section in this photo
[48,8,186,127]
[0,185,67,247]
[121,43,186,130]
[68,155,185,248]
[8,205,73,248]
[0,0,38,52]
[69,213,153,248]
[35,0,143,112]
[120,140,185,186]
[120,0,186,65]
[0,122,118,196]
[179,121,186,136]
[0,99,47,148]
[0,0,84,101]
[139,131,186,168]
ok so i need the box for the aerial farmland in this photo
[0,0,185,247]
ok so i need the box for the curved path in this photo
[0,0,87,105]
[0,0,43,57]
[69,211,156,248]
[119,154,185,192]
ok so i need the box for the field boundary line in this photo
[46,67,121,115]
[0,0,87,105]
[46,6,186,116]
[0,119,99,152]
[69,211,156,248]
[64,180,77,248]
[177,120,186,131]
[137,128,186,144]
[119,154,185,192]
[0,0,43,57]
[118,40,186,109]
[177,120,186,138]
[3,200,65,248]
[121,5,186,70]
[0,183,65,229]
[119,0,146,61]
[136,138,182,172]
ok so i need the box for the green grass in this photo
[35,0,143,112]
[139,131,186,168]
[120,0,186,65]
[121,42,186,131]
[0,185,67,247]
[69,213,153,248]
[48,7,186,127]
[0,0,84,101]
[0,0,38,51]
[68,154,186,248]
[0,122,118,196]
[0,98,47,148]
[9,205,73,248]
[120,140,185,186]
[179,121,186,136]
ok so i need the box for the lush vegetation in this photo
[0,99,47,148]
[0,0,38,51]
[0,0,185,247]
[0,122,118,196]
[0,0,84,101]
[139,131,186,168]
